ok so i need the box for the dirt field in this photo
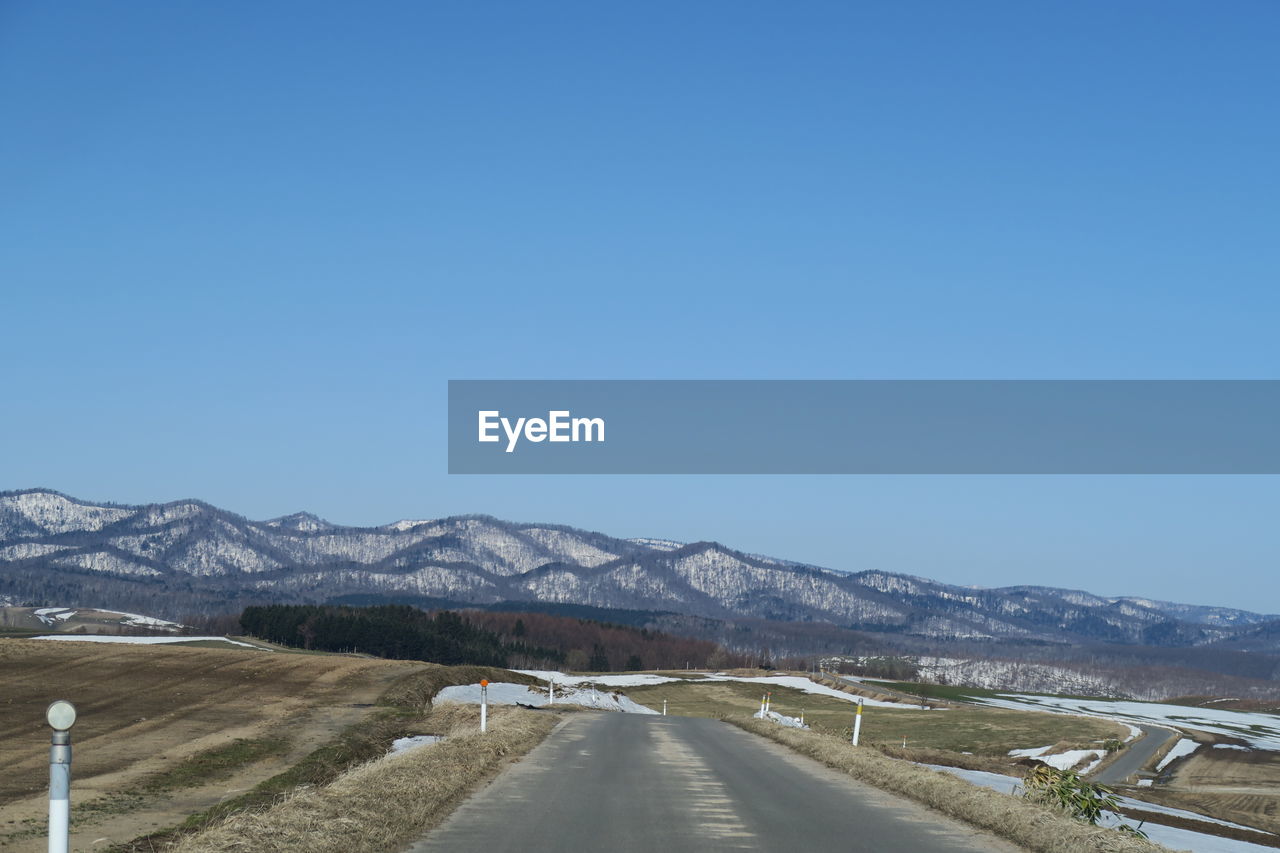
[0,639,427,852]
[1142,736,1280,835]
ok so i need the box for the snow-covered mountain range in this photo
[1,488,1275,650]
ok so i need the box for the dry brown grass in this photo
[0,639,425,804]
[0,640,431,853]
[731,718,1176,853]
[170,705,557,853]
[872,743,1026,776]
[1151,745,1280,836]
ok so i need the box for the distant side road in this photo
[1093,725,1178,785]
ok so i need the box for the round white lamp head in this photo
[46,700,77,731]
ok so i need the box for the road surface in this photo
[407,713,1022,852]
[1092,724,1178,785]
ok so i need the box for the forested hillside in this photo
[239,605,526,666]
[238,604,743,671]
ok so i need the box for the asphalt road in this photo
[406,713,1022,853]
[1092,724,1177,785]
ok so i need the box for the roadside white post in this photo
[479,679,489,733]
[760,694,766,716]
[662,699,667,716]
[851,698,863,746]
[765,691,772,714]
[549,679,555,705]
[46,700,76,853]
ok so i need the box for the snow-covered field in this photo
[921,763,1279,853]
[515,670,683,688]
[970,693,1280,750]
[436,682,657,714]
[115,612,183,630]
[516,670,911,708]
[702,674,911,708]
[20,606,184,631]
[34,607,77,625]
[1040,748,1105,774]
[1156,738,1202,772]
[31,635,259,649]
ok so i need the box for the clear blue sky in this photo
[2,3,1277,611]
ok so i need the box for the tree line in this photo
[239,604,560,666]
[237,604,749,671]
[463,609,744,671]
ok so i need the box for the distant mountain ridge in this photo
[1,488,1276,652]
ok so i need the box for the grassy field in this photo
[621,676,1129,756]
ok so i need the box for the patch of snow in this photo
[1008,745,1053,758]
[1041,749,1106,773]
[753,709,808,728]
[970,693,1280,751]
[31,635,259,648]
[702,675,912,709]
[1213,744,1251,751]
[1156,738,1201,772]
[114,612,181,628]
[389,735,442,756]
[920,763,1025,795]
[516,670,683,688]
[34,608,78,626]
[1136,779,1153,787]
[436,683,658,714]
